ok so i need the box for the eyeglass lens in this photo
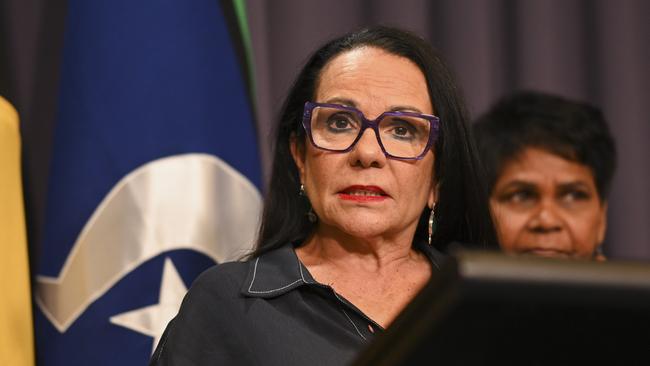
[310,105,431,158]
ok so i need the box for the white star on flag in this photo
[110,257,188,354]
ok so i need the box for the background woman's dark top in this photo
[149,241,445,365]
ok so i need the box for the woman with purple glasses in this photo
[151,26,496,365]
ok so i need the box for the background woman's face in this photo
[291,46,436,242]
[490,147,607,259]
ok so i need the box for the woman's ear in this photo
[290,134,305,182]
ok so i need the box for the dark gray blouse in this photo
[150,242,444,365]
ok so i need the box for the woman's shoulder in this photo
[183,242,302,305]
[151,259,257,364]
[188,260,251,297]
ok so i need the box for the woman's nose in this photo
[527,201,563,233]
[348,128,386,168]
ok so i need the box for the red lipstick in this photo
[338,185,388,202]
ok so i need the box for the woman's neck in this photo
[294,224,432,328]
[296,224,421,274]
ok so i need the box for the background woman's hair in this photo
[473,90,617,201]
[251,26,497,258]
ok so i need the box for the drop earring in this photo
[428,203,436,246]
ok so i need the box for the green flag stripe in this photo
[232,0,256,102]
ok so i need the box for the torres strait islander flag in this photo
[33,0,262,365]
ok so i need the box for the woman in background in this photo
[474,91,616,260]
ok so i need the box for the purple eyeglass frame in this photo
[302,101,440,161]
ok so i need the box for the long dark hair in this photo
[252,26,497,257]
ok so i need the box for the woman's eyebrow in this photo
[324,97,357,107]
[387,105,424,113]
[557,181,591,190]
[322,99,424,114]
[498,180,537,191]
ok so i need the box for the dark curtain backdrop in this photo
[2,0,648,260]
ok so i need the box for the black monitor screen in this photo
[352,251,650,365]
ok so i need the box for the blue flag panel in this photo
[33,0,262,364]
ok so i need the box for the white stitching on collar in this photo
[247,257,305,294]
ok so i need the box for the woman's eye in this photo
[511,191,533,202]
[333,119,350,129]
[326,113,356,131]
[385,119,418,140]
[499,189,537,205]
[561,190,590,202]
[393,126,411,137]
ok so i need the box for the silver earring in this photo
[299,184,306,196]
[428,204,436,246]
